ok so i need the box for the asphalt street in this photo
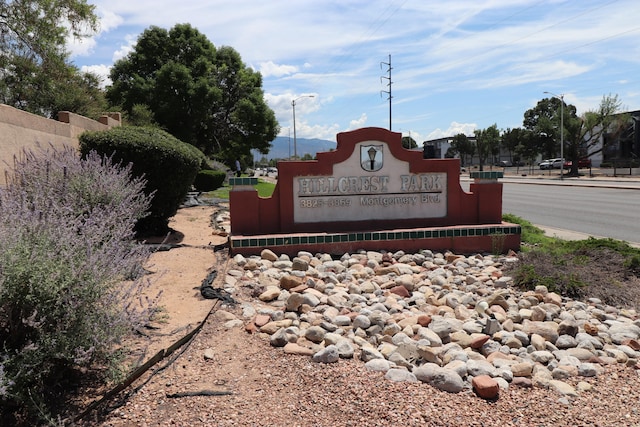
[474,169,640,247]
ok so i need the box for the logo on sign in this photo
[361,145,383,172]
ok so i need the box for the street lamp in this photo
[292,95,314,159]
[544,91,564,180]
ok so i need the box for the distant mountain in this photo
[260,136,337,160]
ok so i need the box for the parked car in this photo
[563,158,592,169]
[539,158,563,170]
[538,158,552,169]
[496,160,512,167]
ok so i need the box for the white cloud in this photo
[426,122,477,140]
[348,114,368,130]
[80,64,112,88]
[296,121,342,141]
[265,92,319,129]
[67,6,123,58]
[67,36,97,58]
[112,34,138,62]
[259,61,297,78]
[96,7,124,33]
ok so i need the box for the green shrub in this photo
[79,126,207,234]
[0,146,158,423]
[194,169,226,191]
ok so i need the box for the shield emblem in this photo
[360,144,383,172]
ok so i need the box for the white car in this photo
[539,158,563,170]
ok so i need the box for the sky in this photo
[68,0,640,144]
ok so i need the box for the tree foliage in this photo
[401,135,417,149]
[561,94,627,174]
[474,124,500,170]
[447,133,475,167]
[106,23,279,160]
[502,127,536,166]
[0,0,104,118]
[524,94,626,175]
[523,97,578,160]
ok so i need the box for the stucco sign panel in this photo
[293,141,447,223]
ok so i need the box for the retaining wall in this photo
[0,104,121,185]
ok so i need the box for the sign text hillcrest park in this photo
[293,141,447,223]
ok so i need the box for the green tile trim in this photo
[229,177,258,186]
[470,171,503,180]
[230,224,521,251]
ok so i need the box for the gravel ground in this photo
[72,205,640,427]
[81,302,640,427]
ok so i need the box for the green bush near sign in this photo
[79,126,206,235]
[194,170,226,191]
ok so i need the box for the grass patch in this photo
[206,176,276,199]
[255,180,276,197]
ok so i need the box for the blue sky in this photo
[68,0,640,144]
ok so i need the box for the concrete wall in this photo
[0,104,121,185]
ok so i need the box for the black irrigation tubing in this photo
[75,242,231,422]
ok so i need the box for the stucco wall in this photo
[0,104,120,185]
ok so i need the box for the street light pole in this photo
[544,91,564,180]
[292,95,314,159]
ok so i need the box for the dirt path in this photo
[132,205,230,362]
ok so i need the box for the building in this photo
[420,109,640,169]
[601,109,640,167]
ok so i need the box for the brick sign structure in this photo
[229,127,520,255]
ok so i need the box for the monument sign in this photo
[229,127,520,255]
[293,142,446,223]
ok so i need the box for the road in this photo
[457,172,640,246]
[501,182,640,246]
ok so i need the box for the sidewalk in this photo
[462,167,640,190]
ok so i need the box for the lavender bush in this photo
[0,146,159,422]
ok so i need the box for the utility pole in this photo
[380,54,392,131]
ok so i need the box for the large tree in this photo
[501,127,536,168]
[523,97,578,161]
[525,94,627,176]
[0,0,102,117]
[446,133,475,167]
[563,94,627,175]
[474,124,500,171]
[401,135,417,149]
[107,24,279,159]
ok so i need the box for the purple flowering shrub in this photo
[0,146,159,421]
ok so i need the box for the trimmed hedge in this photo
[194,169,226,192]
[79,126,207,234]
